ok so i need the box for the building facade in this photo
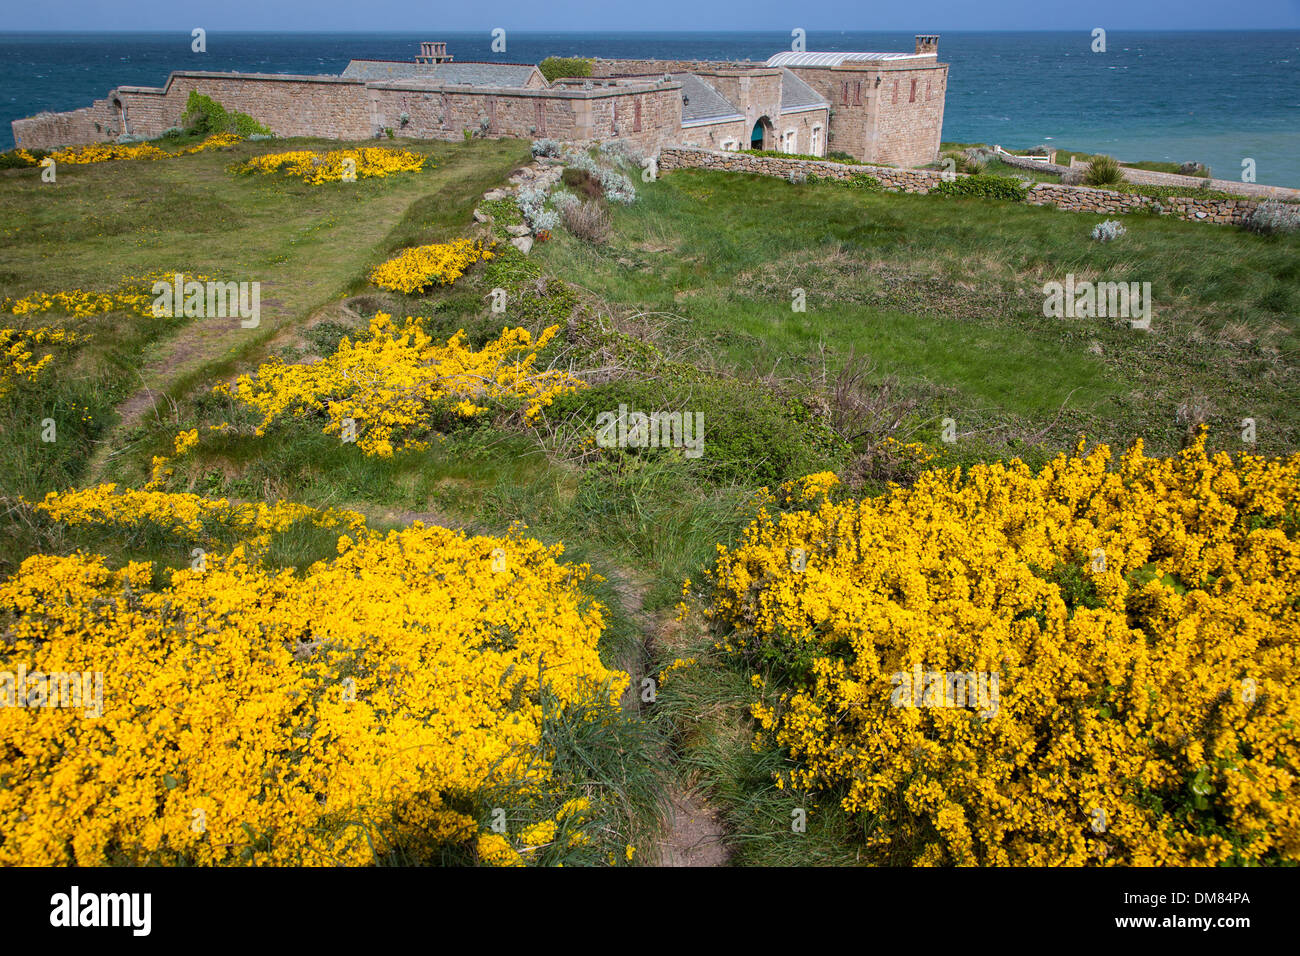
[12,37,947,168]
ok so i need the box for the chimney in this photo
[415,41,452,64]
[914,35,939,55]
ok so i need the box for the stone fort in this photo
[12,37,948,167]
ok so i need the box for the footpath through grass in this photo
[2,138,1297,866]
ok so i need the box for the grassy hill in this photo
[1,135,1296,867]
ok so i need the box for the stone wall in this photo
[657,146,1269,225]
[13,69,685,152]
[590,58,761,77]
[16,72,374,147]
[13,98,119,147]
[658,145,942,191]
[870,64,948,167]
[994,148,1300,202]
[783,59,947,166]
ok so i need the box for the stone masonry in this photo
[657,146,1272,226]
[11,36,948,169]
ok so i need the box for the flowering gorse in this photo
[0,490,626,865]
[214,313,585,457]
[234,147,425,184]
[48,134,243,166]
[368,239,494,294]
[2,272,211,319]
[0,327,80,399]
[705,436,1300,865]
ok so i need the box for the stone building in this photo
[11,36,947,168]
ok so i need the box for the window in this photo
[810,125,823,156]
[634,98,642,132]
[853,81,862,105]
[892,81,899,105]
[783,129,796,154]
[720,138,737,151]
[841,82,849,105]
[909,79,917,103]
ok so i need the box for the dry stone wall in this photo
[658,146,1270,226]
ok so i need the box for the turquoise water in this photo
[2,30,1297,185]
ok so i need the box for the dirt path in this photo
[608,568,729,867]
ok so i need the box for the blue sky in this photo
[3,1,1299,31]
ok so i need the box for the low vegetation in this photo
[1,131,1296,867]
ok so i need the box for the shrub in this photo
[547,378,844,487]
[182,91,270,138]
[560,198,612,243]
[235,147,425,184]
[598,167,636,204]
[1242,200,1300,235]
[598,139,648,170]
[0,491,625,865]
[561,166,603,199]
[1083,154,1125,187]
[217,313,581,454]
[539,56,593,83]
[0,148,47,169]
[706,436,1300,865]
[368,238,495,294]
[531,138,564,158]
[843,173,882,191]
[931,175,1028,202]
[1090,219,1127,242]
[517,183,561,232]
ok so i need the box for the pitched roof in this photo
[341,59,540,86]
[673,73,744,125]
[766,51,935,68]
[779,68,827,112]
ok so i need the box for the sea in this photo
[1,30,1297,186]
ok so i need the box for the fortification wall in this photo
[657,146,1268,225]
[14,72,684,152]
[780,60,946,166]
[993,149,1300,201]
[13,98,119,148]
[13,72,373,148]
[121,73,373,140]
[589,58,761,77]
[870,64,947,167]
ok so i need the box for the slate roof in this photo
[779,69,827,112]
[766,51,934,68]
[342,60,539,86]
[673,74,744,124]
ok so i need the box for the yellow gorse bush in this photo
[215,313,585,457]
[0,491,626,865]
[31,483,367,553]
[706,436,1300,865]
[1,327,79,399]
[2,272,211,319]
[369,239,495,294]
[47,134,241,166]
[234,147,425,184]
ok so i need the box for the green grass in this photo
[532,168,1299,458]
[4,136,1299,867]
[0,135,530,498]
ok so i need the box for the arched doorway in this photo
[112,96,128,137]
[750,116,773,151]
